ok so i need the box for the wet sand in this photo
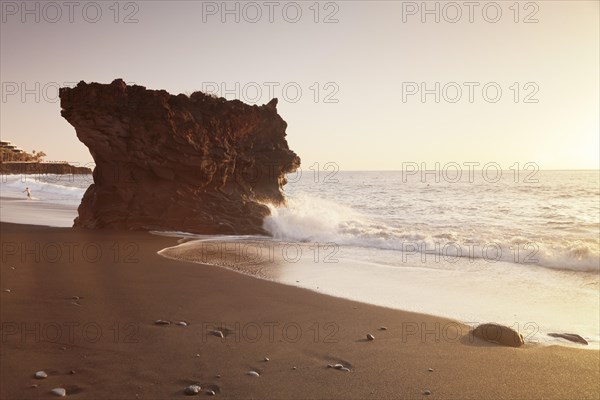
[1,222,598,399]
[0,198,77,227]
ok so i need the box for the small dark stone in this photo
[548,333,588,345]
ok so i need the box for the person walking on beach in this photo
[23,187,31,200]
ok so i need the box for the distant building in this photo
[0,140,31,162]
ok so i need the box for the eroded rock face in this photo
[60,79,300,234]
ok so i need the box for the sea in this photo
[1,170,599,346]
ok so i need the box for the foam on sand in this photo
[159,235,600,348]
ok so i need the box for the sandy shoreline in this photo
[1,222,599,399]
[0,197,78,227]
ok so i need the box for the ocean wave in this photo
[263,195,600,272]
[0,174,89,205]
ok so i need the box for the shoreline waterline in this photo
[156,233,600,349]
[2,170,598,349]
[3,221,598,399]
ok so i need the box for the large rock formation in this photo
[60,79,300,234]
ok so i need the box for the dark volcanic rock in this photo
[548,333,588,345]
[472,323,525,347]
[59,79,300,234]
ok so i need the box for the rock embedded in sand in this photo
[212,330,224,338]
[379,326,388,331]
[472,323,525,347]
[51,388,67,397]
[154,320,170,325]
[60,79,300,235]
[548,333,588,345]
[246,371,260,377]
[34,371,48,379]
[3,289,11,293]
[184,385,202,395]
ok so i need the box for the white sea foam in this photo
[0,174,89,206]
[263,193,600,273]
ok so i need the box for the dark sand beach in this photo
[1,222,598,399]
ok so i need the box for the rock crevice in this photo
[60,79,300,234]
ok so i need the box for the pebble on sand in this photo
[367,333,375,341]
[212,330,224,338]
[246,371,260,377]
[472,323,524,347]
[176,321,188,327]
[3,289,11,293]
[423,390,431,396]
[206,390,216,396]
[428,368,433,372]
[330,363,350,372]
[34,371,48,379]
[292,367,297,370]
[51,388,67,397]
[379,326,388,331]
[154,320,171,325]
[184,385,202,395]
[70,370,76,375]
[264,357,270,362]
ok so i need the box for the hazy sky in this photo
[1,0,598,170]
